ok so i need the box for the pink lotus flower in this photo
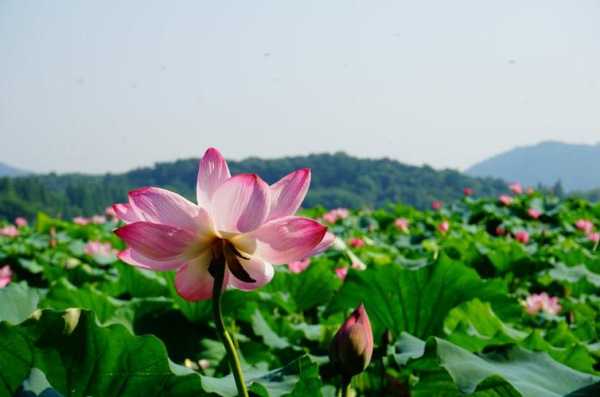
[463,188,474,196]
[514,230,529,244]
[335,267,348,281]
[113,148,332,301]
[0,265,12,288]
[349,237,365,248]
[438,220,449,234]
[495,226,506,236]
[524,293,561,315]
[0,225,19,237]
[499,195,513,206]
[322,208,350,224]
[431,201,442,210]
[288,258,311,273]
[15,217,28,227]
[575,219,594,234]
[394,218,409,233]
[509,182,523,194]
[73,217,90,225]
[329,304,374,378]
[587,232,600,243]
[527,208,542,219]
[84,241,117,258]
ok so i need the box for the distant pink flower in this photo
[575,219,594,234]
[322,208,350,224]
[587,232,600,243]
[431,201,442,210]
[113,148,332,301]
[495,226,506,236]
[335,267,348,281]
[84,241,116,258]
[15,217,28,227]
[105,206,118,218]
[438,221,449,234]
[394,218,409,233]
[463,188,474,196]
[0,225,19,237]
[91,215,107,224]
[349,237,365,248]
[509,182,523,194]
[514,230,529,244]
[498,195,513,206]
[288,258,311,273]
[0,265,12,288]
[526,187,535,195]
[524,293,561,316]
[73,217,90,225]
[527,208,542,219]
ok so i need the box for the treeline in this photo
[0,152,513,220]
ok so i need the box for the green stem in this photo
[212,256,249,397]
[340,376,351,397]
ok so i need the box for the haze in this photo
[1,0,599,174]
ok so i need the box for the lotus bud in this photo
[329,304,374,378]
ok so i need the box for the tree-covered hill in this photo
[0,152,511,220]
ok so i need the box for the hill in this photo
[467,140,600,191]
[0,162,29,177]
[0,152,511,220]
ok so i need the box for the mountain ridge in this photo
[467,140,600,192]
[0,161,30,177]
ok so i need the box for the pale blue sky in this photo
[1,0,599,173]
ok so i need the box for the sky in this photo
[1,0,599,174]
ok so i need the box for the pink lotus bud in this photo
[431,201,442,210]
[527,208,542,219]
[495,226,506,236]
[509,182,523,194]
[394,218,409,233]
[0,225,19,237]
[335,267,348,281]
[499,195,513,206]
[73,217,90,225]
[438,220,449,234]
[323,208,350,224]
[0,265,12,288]
[587,232,600,243]
[329,304,374,379]
[14,217,28,227]
[514,230,529,244]
[349,237,365,248]
[575,219,594,234]
[288,258,310,273]
[463,187,474,196]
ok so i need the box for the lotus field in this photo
[3,150,600,397]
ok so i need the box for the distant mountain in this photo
[467,141,600,192]
[0,152,510,220]
[0,162,29,177]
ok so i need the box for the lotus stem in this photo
[211,257,248,397]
